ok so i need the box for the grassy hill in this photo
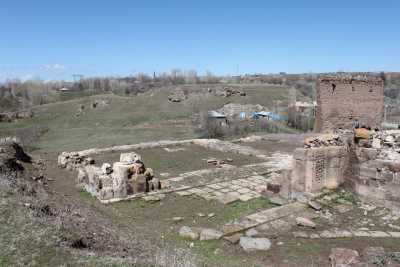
[0,84,293,153]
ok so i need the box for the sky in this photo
[0,0,399,81]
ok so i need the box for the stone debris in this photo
[143,194,165,202]
[239,237,271,252]
[269,196,288,206]
[333,204,354,214]
[217,88,246,98]
[329,248,360,266]
[293,231,308,238]
[304,133,344,148]
[308,200,322,211]
[199,228,223,241]
[292,228,400,239]
[362,247,386,264]
[179,226,199,240]
[172,217,184,222]
[164,147,186,152]
[120,152,142,164]
[295,217,316,228]
[168,89,187,103]
[223,233,243,244]
[328,246,400,266]
[245,228,259,237]
[0,110,33,123]
[206,158,232,167]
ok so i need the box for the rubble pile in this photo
[76,152,161,201]
[371,130,400,150]
[218,87,246,97]
[0,137,31,174]
[58,152,95,170]
[304,133,345,148]
[168,89,187,103]
[206,158,233,167]
[0,110,33,123]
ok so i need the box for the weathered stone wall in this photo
[292,146,348,193]
[314,75,384,132]
[292,139,400,211]
[349,147,400,211]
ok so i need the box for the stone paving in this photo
[164,151,292,191]
[60,137,295,204]
[222,202,307,236]
[174,175,270,203]
[292,229,400,239]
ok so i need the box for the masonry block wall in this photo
[292,146,349,193]
[314,75,384,132]
[349,147,400,211]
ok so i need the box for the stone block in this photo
[98,187,114,200]
[293,148,307,160]
[131,174,147,194]
[359,166,377,179]
[120,152,141,164]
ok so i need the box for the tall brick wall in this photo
[314,75,384,132]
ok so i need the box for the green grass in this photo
[0,84,292,153]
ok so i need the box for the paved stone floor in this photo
[174,175,270,203]
[293,229,400,239]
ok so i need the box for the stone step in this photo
[222,202,307,236]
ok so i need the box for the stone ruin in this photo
[314,74,384,132]
[291,130,400,211]
[59,151,161,201]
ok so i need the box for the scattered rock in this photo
[143,194,165,202]
[245,228,259,237]
[172,217,183,222]
[293,231,308,238]
[329,248,360,266]
[223,233,243,244]
[120,152,142,164]
[296,217,316,228]
[320,230,336,238]
[388,224,400,230]
[333,204,353,214]
[239,237,271,252]
[199,228,223,241]
[372,138,381,149]
[310,234,320,239]
[179,226,199,240]
[308,200,322,211]
[362,247,386,264]
[269,196,288,206]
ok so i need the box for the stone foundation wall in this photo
[292,146,348,193]
[349,147,400,211]
[292,142,400,211]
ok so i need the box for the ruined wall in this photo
[314,75,384,132]
[349,147,400,211]
[292,146,348,193]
